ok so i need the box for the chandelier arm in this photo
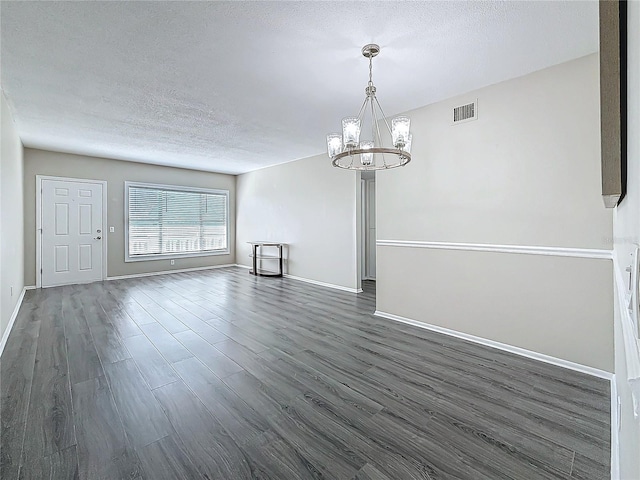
[374,117,386,167]
[370,94,377,146]
[372,95,394,139]
[372,97,389,167]
[356,96,368,122]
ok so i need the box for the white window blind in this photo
[126,183,228,260]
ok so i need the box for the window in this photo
[125,182,229,261]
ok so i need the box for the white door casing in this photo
[366,178,376,280]
[38,176,107,287]
[360,178,366,281]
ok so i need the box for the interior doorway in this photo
[360,171,376,281]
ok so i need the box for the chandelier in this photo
[327,44,412,171]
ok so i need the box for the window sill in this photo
[125,249,230,263]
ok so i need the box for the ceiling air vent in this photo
[452,100,478,125]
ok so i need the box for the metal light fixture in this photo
[327,44,412,171]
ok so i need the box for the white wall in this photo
[613,2,640,477]
[0,91,25,344]
[376,54,614,372]
[236,153,359,291]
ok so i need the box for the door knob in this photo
[95,236,102,240]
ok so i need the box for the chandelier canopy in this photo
[327,44,412,171]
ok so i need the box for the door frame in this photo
[364,177,376,280]
[360,178,366,281]
[36,175,108,288]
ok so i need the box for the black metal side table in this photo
[248,242,285,277]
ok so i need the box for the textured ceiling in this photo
[1,1,598,175]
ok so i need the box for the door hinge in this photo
[40,269,43,274]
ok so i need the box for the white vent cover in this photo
[452,100,478,124]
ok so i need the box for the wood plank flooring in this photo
[1,267,610,479]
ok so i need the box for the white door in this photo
[41,179,104,287]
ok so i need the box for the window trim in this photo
[124,181,230,262]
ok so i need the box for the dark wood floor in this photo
[1,267,610,479]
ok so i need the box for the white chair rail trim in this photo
[377,240,613,260]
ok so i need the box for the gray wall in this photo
[0,91,25,341]
[376,54,614,372]
[23,148,236,285]
[614,1,640,477]
[378,248,613,370]
[236,153,359,291]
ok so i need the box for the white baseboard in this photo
[374,310,613,380]
[106,263,237,281]
[0,286,28,357]
[284,274,362,294]
[610,376,620,480]
[235,264,362,294]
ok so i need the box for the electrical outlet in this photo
[170,260,175,265]
[109,226,115,233]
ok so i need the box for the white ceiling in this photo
[1,1,598,175]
